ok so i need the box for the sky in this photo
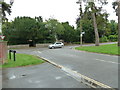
[5,0,118,28]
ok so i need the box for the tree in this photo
[3,17,41,45]
[61,22,77,43]
[76,0,84,46]
[84,1,108,46]
[0,1,12,22]
[45,18,65,42]
[113,1,120,46]
[0,1,13,34]
[118,1,120,46]
[3,17,66,44]
[76,1,109,44]
[109,20,118,35]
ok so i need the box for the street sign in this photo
[0,35,5,40]
[81,32,85,34]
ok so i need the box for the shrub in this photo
[100,36,108,42]
[72,42,80,44]
[108,35,118,42]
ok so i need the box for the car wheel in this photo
[52,46,55,49]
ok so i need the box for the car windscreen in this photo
[56,43,61,44]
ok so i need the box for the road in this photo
[16,44,118,88]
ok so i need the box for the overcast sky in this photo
[5,0,118,28]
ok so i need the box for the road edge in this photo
[40,56,115,89]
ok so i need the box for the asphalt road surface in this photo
[3,42,118,88]
[15,44,118,88]
[2,63,87,88]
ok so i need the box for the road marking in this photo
[40,57,115,89]
[9,75,16,79]
[37,51,42,54]
[55,76,62,80]
[28,79,41,84]
[95,59,119,64]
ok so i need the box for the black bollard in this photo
[9,50,12,59]
[9,50,16,61]
[13,51,16,61]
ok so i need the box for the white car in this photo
[49,42,64,49]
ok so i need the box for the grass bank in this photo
[1,53,45,68]
[75,44,119,55]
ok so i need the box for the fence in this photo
[0,41,7,64]
[8,43,51,49]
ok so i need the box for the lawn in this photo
[75,44,119,55]
[1,53,45,68]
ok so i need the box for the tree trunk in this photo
[0,2,2,33]
[118,1,120,46]
[55,33,58,42]
[92,12,100,46]
[80,21,82,46]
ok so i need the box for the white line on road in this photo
[95,59,119,64]
[37,51,42,54]
[9,75,16,79]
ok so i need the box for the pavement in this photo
[2,62,88,88]
[2,42,119,89]
[0,70,2,89]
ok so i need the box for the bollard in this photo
[9,50,16,61]
[13,51,16,61]
[9,50,12,59]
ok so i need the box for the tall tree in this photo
[0,0,13,34]
[0,1,11,22]
[76,0,84,46]
[118,1,120,46]
[113,1,120,46]
[84,1,108,46]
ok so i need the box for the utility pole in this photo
[76,0,83,46]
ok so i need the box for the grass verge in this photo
[1,53,45,68]
[75,44,119,55]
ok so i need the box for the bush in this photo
[100,36,108,42]
[108,35,118,42]
[72,42,80,44]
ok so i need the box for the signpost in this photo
[0,35,5,41]
[80,32,85,46]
